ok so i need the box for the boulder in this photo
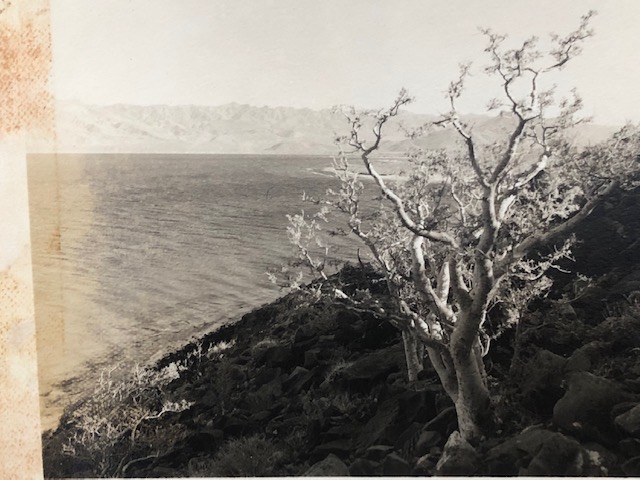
[524,431,587,476]
[615,403,640,437]
[355,399,400,451]
[622,456,640,476]
[413,454,437,475]
[435,431,479,476]
[582,442,620,476]
[382,452,412,476]
[309,439,353,463]
[422,406,457,436]
[363,445,395,462]
[485,426,576,476]
[243,377,283,413]
[335,343,404,391]
[283,366,316,394]
[254,343,292,367]
[619,438,640,457]
[566,341,606,373]
[348,457,379,476]
[553,372,637,443]
[414,430,443,457]
[519,349,567,413]
[303,453,350,476]
[252,366,281,387]
[323,423,359,442]
[396,389,437,425]
[303,349,320,369]
[486,426,617,476]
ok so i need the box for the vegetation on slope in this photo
[42,186,640,477]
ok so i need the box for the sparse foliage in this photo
[60,362,192,477]
[279,12,639,442]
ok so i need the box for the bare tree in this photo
[283,11,639,442]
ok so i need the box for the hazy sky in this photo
[50,0,640,125]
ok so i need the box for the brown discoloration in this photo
[47,225,61,253]
[0,0,53,478]
[0,1,54,137]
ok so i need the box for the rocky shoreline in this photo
[42,188,640,477]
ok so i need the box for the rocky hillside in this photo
[31,101,617,155]
[41,187,640,477]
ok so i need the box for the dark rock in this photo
[397,389,437,425]
[382,452,412,476]
[619,438,640,458]
[322,404,343,419]
[394,422,423,452]
[254,343,292,367]
[349,457,379,476]
[317,334,336,345]
[304,349,320,369]
[566,341,605,373]
[553,372,638,443]
[335,343,404,391]
[521,307,591,355]
[360,315,400,349]
[334,309,366,345]
[583,442,620,476]
[615,403,640,437]
[414,430,443,457]
[199,388,218,409]
[222,417,249,436]
[303,453,350,476]
[485,426,567,476]
[235,350,252,365]
[622,456,640,476]
[252,366,281,387]
[595,315,640,350]
[413,454,436,475]
[355,398,400,451]
[611,400,638,418]
[435,431,479,475]
[386,371,404,385]
[485,426,615,476]
[323,423,358,442]
[363,444,395,461]
[434,392,455,414]
[519,349,567,413]
[294,323,321,345]
[243,377,283,413]
[310,439,353,463]
[227,363,247,382]
[524,431,587,476]
[283,366,316,394]
[422,406,457,435]
[248,409,273,423]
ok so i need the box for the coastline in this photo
[41,187,640,477]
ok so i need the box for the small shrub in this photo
[60,363,192,477]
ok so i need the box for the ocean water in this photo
[27,153,370,430]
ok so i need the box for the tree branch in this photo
[496,179,620,275]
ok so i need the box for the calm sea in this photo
[28,153,371,430]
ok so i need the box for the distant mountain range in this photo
[29,101,618,155]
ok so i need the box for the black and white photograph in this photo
[3,0,640,477]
